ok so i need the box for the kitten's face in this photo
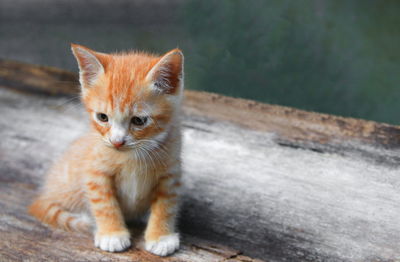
[86,86,173,151]
[71,44,183,151]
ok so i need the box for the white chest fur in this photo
[115,162,156,219]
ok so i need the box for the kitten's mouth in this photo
[104,143,131,151]
[104,140,144,152]
[113,146,132,151]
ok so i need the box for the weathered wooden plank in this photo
[0,59,79,96]
[0,61,262,262]
[1,60,400,261]
[2,58,400,154]
[0,164,256,262]
[2,58,400,148]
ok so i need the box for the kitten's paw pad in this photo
[145,233,180,256]
[95,232,131,252]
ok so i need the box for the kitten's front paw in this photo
[145,233,180,256]
[95,231,131,252]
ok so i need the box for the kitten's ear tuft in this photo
[71,44,107,89]
[146,49,184,94]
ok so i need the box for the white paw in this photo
[145,233,180,256]
[94,231,131,252]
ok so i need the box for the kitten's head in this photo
[71,44,183,151]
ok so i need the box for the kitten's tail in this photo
[28,198,91,233]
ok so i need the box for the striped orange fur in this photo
[28,44,184,256]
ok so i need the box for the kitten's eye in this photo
[131,116,147,126]
[96,113,108,122]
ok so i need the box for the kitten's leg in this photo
[85,170,131,252]
[145,172,181,256]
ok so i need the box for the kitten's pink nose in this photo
[112,140,125,148]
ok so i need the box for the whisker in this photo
[139,142,168,169]
[139,146,157,172]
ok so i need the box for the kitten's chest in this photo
[115,163,156,218]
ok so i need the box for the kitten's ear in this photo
[146,49,184,94]
[71,44,107,88]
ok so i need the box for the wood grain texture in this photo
[1,60,400,261]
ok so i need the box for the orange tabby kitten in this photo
[28,44,183,256]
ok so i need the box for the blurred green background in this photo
[1,0,399,124]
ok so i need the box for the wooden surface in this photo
[1,60,400,261]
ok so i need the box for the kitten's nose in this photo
[112,140,125,148]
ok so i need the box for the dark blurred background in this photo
[1,0,399,124]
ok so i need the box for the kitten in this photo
[28,44,184,256]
